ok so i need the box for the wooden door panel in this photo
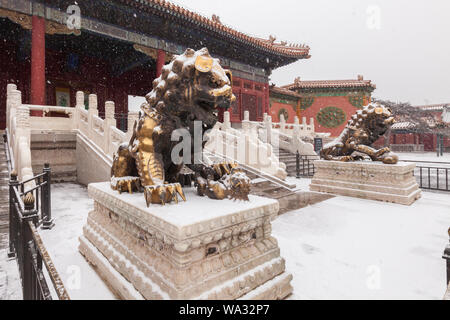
[241,93,257,121]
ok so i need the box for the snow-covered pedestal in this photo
[79,182,293,300]
[309,160,422,205]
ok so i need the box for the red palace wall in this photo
[268,100,297,123]
[222,76,269,123]
[302,96,363,137]
[268,94,368,137]
[0,38,156,130]
[374,133,450,152]
[269,94,369,137]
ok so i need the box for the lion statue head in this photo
[143,47,235,130]
[347,102,395,145]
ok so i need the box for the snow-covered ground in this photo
[398,152,450,164]
[285,176,312,191]
[39,183,116,300]
[33,182,449,300]
[273,192,450,300]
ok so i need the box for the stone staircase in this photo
[30,132,77,183]
[0,141,9,250]
[277,149,298,177]
[248,172,333,215]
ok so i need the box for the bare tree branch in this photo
[373,98,450,137]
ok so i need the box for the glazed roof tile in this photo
[282,77,376,90]
[119,0,310,59]
[269,86,303,98]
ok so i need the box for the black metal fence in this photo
[403,160,450,192]
[295,152,316,178]
[8,165,69,300]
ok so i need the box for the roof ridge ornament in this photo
[211,14,221,24]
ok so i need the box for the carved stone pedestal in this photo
[309,160,422,206]
[79,182,293,300]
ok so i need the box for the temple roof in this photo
[414,103,449,111]
[269,86,302,99]
[391,121,415,130]
[282,76,376,91]
[118,0,310,59]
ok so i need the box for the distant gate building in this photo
[269,76,376,137]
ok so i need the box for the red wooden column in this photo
[31,15,45,115]
[156,49,166,78]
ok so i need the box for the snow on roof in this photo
[414,103,450,111]
[119,0,310,59]
[391,121,415,130]
[281,76,376,90]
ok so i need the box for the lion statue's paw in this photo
[144,183,186,207]
[111,176,141,194]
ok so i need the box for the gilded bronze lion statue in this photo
[111,48,251,206]
[320,103,399,164]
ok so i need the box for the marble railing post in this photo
[310,117,315,132]
[279,114,286,134]
[6,84,17,132]
[223,111,231,130]
[15,106,33,182]
[242,110,250,132]
[265,115,272,144]
[293,116,300,136]
[104,101,116,155]
[88,94,98,139]
[8,89,23,163]
[8,88,22,135]
[74,91,85,130]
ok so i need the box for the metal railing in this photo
[295,152,317,178]
[403,160,450,192]
[295,156,450,192]
[8,167,69,300]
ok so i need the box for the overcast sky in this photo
[172,0,450,105]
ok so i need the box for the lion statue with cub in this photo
[111,47,250,206]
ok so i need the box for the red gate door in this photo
[421,133,434,151]
[241,93,257,121]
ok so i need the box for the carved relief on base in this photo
[310,160,422,205]
[79,183,293,300]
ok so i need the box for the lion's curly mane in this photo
[142,47,227,130]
